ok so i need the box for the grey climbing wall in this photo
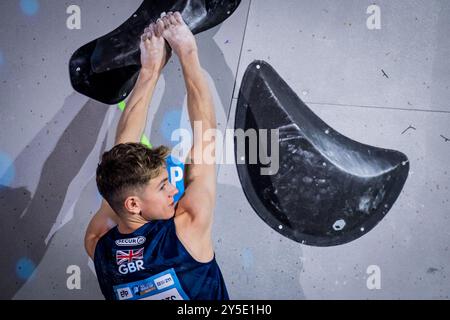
[0,0,449,299]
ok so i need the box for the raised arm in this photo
[157,13,217,237]
[84,23,169,259]
[116,26,170,145]
[179,51,217,231]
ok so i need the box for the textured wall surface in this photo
[0,0,449,299]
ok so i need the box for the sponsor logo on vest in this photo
[115,236,146,247]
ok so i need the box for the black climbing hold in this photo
[69,0,242,105]
[235,61,409,247]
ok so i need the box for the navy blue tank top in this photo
[94,218,229,300]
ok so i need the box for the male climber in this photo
[84,12,228,300]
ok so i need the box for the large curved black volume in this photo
[235,61,409,247]
[69,0,241,105]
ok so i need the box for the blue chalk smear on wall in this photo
[160,110,182,143]
[241,248,254,271]
[16,258,36,280]
[20,0,39,16]
[95,190,103,207]
[0,50,4,65]
[0,151,15,187]
[166,155,185,203]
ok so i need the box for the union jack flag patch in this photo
[116,248,144,265]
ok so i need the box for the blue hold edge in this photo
[166,155,185,203]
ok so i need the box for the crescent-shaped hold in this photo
[69,0,242,105]
[235,61,409,247]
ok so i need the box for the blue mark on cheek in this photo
[0,151,15,187]
[16,258,36,280]
[20,0,40,16]
[241,248,254,271]
[160,110,182,143]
